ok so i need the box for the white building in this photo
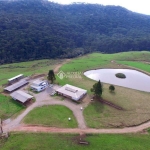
[8,74,24,84]
[56,84,87,101]
[30,80,48,92]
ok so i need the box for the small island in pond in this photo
[115,73,126,79]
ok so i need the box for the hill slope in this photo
[0,0,150,63]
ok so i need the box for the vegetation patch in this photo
[115,73,126,79]
[23,105,78,128]
[0,94,24,119]
[1,133,150,150]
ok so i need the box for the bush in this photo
[115,73,126,79]
[109,85,115,92]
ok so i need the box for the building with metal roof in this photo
[56,84,87,101]
[10,90,33,104]
[8,74,24,84]
[4,79,28,92]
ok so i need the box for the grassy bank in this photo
[0,94,24,119]
[1,132,150,150]
[23,105,78,128]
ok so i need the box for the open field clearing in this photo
[0,94,24,119]
[1,132,150,150]
[57,51,150,128]
[23,105,78,128]
[0,59,64,85]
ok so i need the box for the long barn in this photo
[56,84,87,101]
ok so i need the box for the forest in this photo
[0,0,150,64]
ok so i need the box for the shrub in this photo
[115,73,126,79]
[109,85,115,92]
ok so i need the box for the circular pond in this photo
[84,69,150,92]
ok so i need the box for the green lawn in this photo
[117,61,150,73]
[0,94,24,119]
[23,105,78,128]
[1,132,150,150]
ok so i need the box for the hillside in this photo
[0,0,150,64]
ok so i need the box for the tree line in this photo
[0,0,150,64]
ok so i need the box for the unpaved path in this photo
[54,59,71,73]
[12,123,150,134]
[3,94,87,132]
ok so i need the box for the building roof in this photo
[10,91,33,103]
[4,79,28,92]
[32,79,45,86]
[8,74,23,82]
[56,84,87,101]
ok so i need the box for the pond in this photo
[84,69,150,92]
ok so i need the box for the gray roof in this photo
[32,79,45,86]
[4,79,28,92]
[56,84,87,101]
[10,91,33,103]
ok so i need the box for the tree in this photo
[47,70,56,83]
[91,80,103,97]
[109,85,115,92]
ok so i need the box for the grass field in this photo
[0,59,64,85]
[1,132,150,150]
[56,51,150,128]
[23,105,78,128]
[117,61,150,72]
[0,94,24,119]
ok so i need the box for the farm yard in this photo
[0,51,150,149]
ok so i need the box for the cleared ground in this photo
[23,105,78,128]
[1,132,150,150]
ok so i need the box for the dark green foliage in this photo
[1,1,150,64]
[115,73,126,79]
[47,70,55,83]
[109,85,115,92]
[91,80,103,97]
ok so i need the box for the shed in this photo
[56,84,87,101]
[8,74,24,84]
[10,91,33,104]
[4,79,28,93]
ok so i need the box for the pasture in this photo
[23,105,78,128]
[57,51,150,128]
[1,132,150,150]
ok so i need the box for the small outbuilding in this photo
[8,74,24,84]
[30,79,48,92]
[4,79,29,93]
[10,90,33,104]
[56,84,87,101]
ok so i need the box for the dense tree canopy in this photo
[1,0,150,64]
